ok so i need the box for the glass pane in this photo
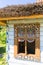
[27,40,35,54]
[18,39,25,53]
[18,26,24,37]
[27,25,35,38]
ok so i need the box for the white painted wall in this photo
[6,21,43,65]
[40,24,43,62]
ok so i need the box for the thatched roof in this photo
[0,3,43,18]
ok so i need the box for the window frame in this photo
[14,23,40,61]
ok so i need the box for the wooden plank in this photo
[0,21,6,26]
[0,15,43,21]
[7,19,43,24]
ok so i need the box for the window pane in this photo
[18,39,25,53]
[18,26,24,37]
[27,40,35,54]
[27,25,35,38]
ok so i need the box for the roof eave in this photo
[0,14,43,21]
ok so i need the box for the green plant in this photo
[0,26,6,65]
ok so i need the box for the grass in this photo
[0,26,7,65]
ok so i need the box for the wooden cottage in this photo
[0,2,43,64]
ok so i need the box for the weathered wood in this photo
[0,21,6,26]
[0,15,43,21]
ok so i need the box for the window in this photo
[18,39,25,53]
[27,39,35,54]
[14,23,40,61]
[27,25,35,38]
[17,26,24,37]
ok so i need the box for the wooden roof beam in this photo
[0,21,6,26]
[0,15,43,21]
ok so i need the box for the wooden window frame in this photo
[14,23,40,61]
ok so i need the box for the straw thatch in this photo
[0,3,43,18]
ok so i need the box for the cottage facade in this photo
[0,3,43,65]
